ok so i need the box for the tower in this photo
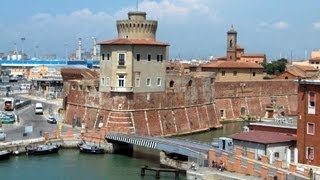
[117,11,157,40]
[227,26,237,61]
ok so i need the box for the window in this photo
[240,107,246,116]
[71,84,76,90]
[146,78,151,86]
[169,80,174,88]
[221,71,226,76]
[101,78,105,86]
[136,54,140,61]
[106,77,110,86]
[118,53,125,65]
[135,78,140,87]
[308,91,316,114]
[102,53,105,60]
[157,78,161,86]
[274,152,280,158]
[107,53,110,60]
[306,147,314,160]
[157,54,163,62]
[253,72,256,77]
[148,54,151,61]
[307,123,315,135]
[220,109,225,118]
[79,85,83,91]
[233,71,237,76]
[118,75,125,87]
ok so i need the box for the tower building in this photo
[226,26,237,61]
[99,11,169,93]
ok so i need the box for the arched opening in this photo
[169,81,174,88]
[188,80,192,87]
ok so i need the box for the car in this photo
[0,130,6,141]
[47,116,57,124]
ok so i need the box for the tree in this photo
[262,58,288,75]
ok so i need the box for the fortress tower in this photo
[117,12,158,40]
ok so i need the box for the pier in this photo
[140,165,179,179]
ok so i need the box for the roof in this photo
[98,38,169,46]
[201,60,263,69]
[295,65,317,71]
[309,57,320,61]
[61,68,99,80]
[286,69,306,78]
[241,53,265,58]
[228,130,296,144]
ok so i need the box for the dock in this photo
[141,165,179,179]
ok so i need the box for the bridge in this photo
[106,133,215,160]
[0,60,100,68]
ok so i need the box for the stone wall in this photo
[63,79,298,136]
[214,80,298,121]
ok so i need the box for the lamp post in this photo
[21,37,26,59]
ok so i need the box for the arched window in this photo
[169,81,174,88]
[188,80,192,87]
[230,39,233,48]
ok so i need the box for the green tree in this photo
[262,58,288,75]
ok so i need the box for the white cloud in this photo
[257,21,289,31]
[272,21,289,30]
[313,22,320,30]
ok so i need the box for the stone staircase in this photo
[105,111,135,134]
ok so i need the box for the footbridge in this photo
[106,133,215,160]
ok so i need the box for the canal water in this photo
[0,122,244,180]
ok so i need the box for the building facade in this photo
[99,11,168,93]
[297,79,320,166]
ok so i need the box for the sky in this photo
[0,0,320,61]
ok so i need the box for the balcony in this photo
[110,86,133,92]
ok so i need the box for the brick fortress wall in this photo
[215,80,298,121]
[64,78,298,136]
[64,72,220,136]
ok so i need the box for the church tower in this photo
[226,26,237,61]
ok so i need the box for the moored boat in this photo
[0,150,12,160]
[77,141,105,154]
[26,144,61,156]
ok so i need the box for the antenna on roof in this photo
[136,0,139,11]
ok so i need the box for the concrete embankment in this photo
[0,135,114,155]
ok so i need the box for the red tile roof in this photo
[201,60,263,69]
[241,53,265,57]
[228,130,296,144]
[98,38,169,46]
[295,65,317,71]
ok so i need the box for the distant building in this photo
[200,26,264,82]
[275,65,318,80]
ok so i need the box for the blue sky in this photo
[0,0,320,61]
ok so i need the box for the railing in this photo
[110,86,133,92]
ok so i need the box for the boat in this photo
[0,150,12,160]
[77,141,105,154]
[26,144,61,155]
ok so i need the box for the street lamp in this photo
[21,37,26,58]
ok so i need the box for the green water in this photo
[0,122,244,180]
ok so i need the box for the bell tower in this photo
[227,25,237,61]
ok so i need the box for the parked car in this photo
[0,130,6,141]
[47,116,57,124]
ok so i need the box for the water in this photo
[0,122,244,180]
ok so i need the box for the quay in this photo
[140,165,179,179]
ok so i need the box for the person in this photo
[310,168,313,179]
[212,160,216,168]
[190,161,196,171]
[218,160,224,172]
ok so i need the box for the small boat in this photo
[77,141,105,154]
[26,144,61,156]
[0,150,12,160]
